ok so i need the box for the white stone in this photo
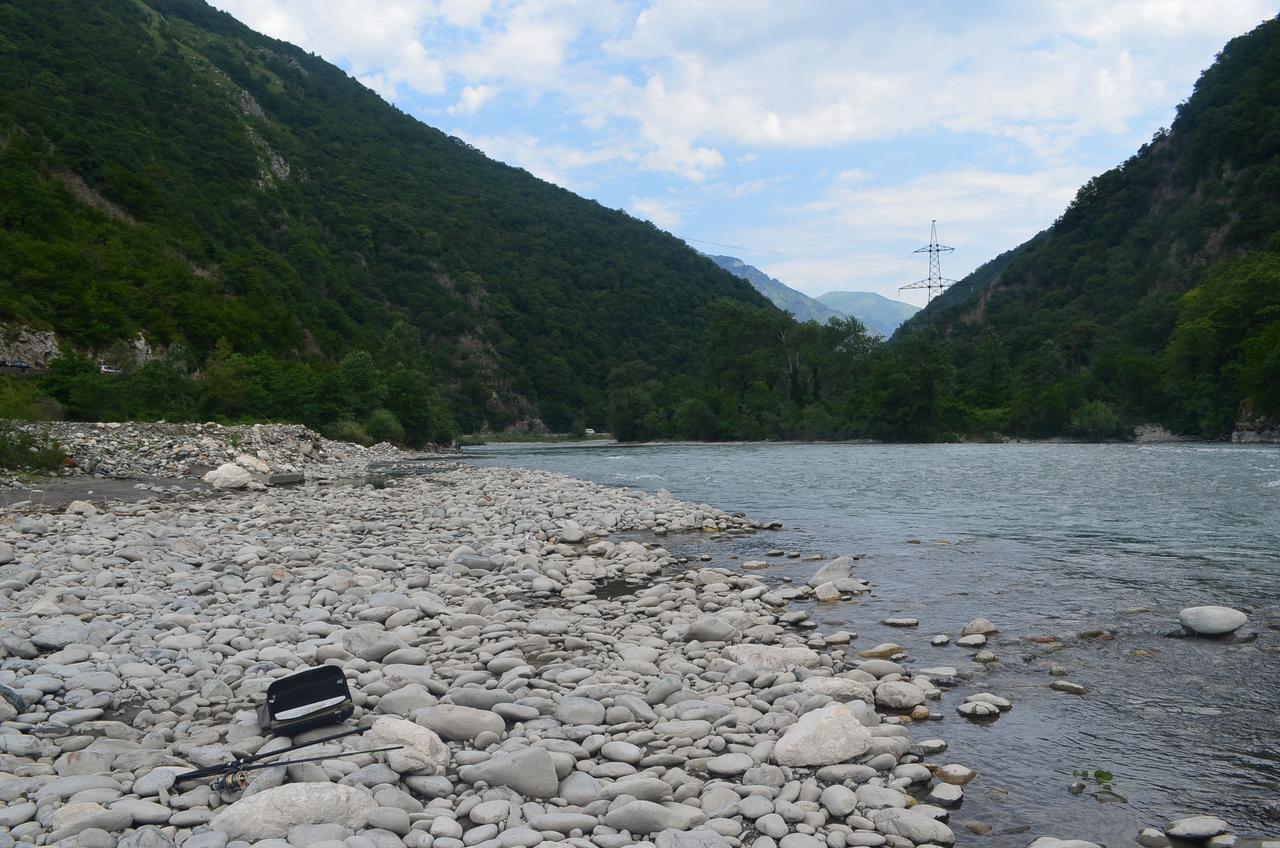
[870,808,955,845]
[210,783,376,840]
[1178,606,1247,636]
[773,703,873,767]
[1165,815,1230,841]
[368,716,450,774]
[203,462,251,489]
[235,453,270,473]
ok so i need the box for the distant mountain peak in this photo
[705,255,845,325]
[815,290,920,337]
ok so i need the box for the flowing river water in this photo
[464,442,1280,846]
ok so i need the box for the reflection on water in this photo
[466,442,1280,844]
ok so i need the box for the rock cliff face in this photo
[1231,418,1280,443]
[0,325,58,367]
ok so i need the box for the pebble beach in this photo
[0,427,1260,848]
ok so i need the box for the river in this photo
[464,441,1280,845]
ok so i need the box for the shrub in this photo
[1068,400,1131,440]
[324,418,372,446]
[365,408,405,445]
[0,425,67,471]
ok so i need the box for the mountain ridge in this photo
[704,255,845,324]
[816,291,919,337]
[0,0,770,435]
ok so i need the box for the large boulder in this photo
[773,703,872,767]
[368,716,449,774]
[203,462,251,490]
[807,556,856,587]
[458,747,559,798]
[874,680,926,710]
[1178,606,1247,636]
[210,784,375,841]
[870,808,956,845]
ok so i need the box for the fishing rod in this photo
[175,727,399,789]
[207,744,405,791]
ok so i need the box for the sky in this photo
[209,1,1274,306]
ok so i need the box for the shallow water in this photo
[465,442,1280,845]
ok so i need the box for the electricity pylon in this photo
[899,220,956,319]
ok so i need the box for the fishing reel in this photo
[211,770,250,792]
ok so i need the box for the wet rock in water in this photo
[1138,827,1172,848]
[814,581,842,601]
[871,808,956,845]
[957,633,988,648]
[935,763,977,785]
[859,642,905,659]
[964,617,999,635]
[1050,680,1089,695]
[883,617,920,627]
[1178,606,1248,636]
[212,783,377,840]
[1164,815,1231,841]
[807,555,857,586]
[928,782,965,807]
[919,738,949,755]
[773,703,873,766]
[958,700,1001,719]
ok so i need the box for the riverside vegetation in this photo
[0,434,1257,848]
[3,4,1279,448]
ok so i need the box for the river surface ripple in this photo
[464,442,1280,846]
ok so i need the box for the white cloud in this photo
[630,196,686,231]
[728,165,1093,304]
[448,84,497,115]
[210,1,1274,182]
[213,0,446,96]
[457,131,636,191]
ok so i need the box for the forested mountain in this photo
[706,255,845,324]
[601,17,1280,443]
[896,17,1280,438]
[2,1,1275,448]
[816,291,918,337]
[0,0,767,440]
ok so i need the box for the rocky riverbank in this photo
[0,457,1258,848]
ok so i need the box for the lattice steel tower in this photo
[899,220,956,312]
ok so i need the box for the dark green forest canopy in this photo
[0,0,768,435]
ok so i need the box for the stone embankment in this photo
[0,455,1257,848]
[6,421,411,483]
